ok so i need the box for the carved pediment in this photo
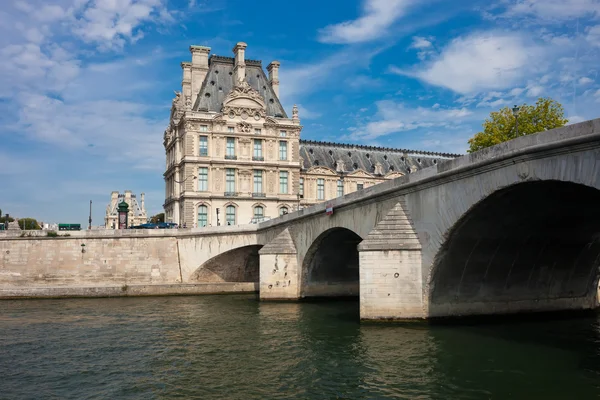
[385,171,405,179]
[347,170,373,178]
[307,166,337,175]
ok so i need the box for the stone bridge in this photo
[2,119,600,320]
[248,118,600,319]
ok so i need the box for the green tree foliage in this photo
[467,97,569,153]
[18,218,41,230]
[150,213,165,223]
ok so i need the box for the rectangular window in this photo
[317,178,324,200]
[199,136,208,156]
[200,125,208,132]
[299,178,304,197]
[279,171,288,194]
[357,183,364,191]
[279,130,286,137]
[253,139,263,159]
[253,170,263,194]
[197,205,208,227]
[337,180,344,197]
[226,206,236,225]
[226,168,236,193]
[254,128,261,135]
[228,127,234,133]
[279,141,287,161]
[226,137,235,157]
[198,167,208,191]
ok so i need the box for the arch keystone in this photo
[358,199,425,320]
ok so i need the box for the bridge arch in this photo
[301,227,362,298]
[428,180,600,317]
[190,244,262,283]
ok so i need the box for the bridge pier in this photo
[259,228,300,300]
[358,201,426,320]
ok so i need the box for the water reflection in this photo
[0,296,599,399]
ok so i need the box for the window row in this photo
[196,204,289,227]
[200,136,288,160]
[198,168,290,194]
[298,178,364,200]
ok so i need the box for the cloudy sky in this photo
[1,0,599,225]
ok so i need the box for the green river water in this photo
[1,295,599,399]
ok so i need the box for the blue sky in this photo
[1,0,600,225]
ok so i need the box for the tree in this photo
[18,218,41,230]
[150,213,165,223]
[467,97,569,153]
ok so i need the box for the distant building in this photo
[163,42,460,227]
[105,191,147,229]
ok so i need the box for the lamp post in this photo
[512,105,521,137]
[88,200,92,230]
[173,175,197,184]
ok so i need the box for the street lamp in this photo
[173,175,197,184]
[512,105,521,137]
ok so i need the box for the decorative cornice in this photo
[299,139,461,158]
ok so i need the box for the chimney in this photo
[189,45,211,106]
[267,61,280,98]
[124,190,132,205]
[233,42,247,84]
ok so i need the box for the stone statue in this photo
[292,104,299,120]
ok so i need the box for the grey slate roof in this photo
[194,55,288,118]
[299,140,462,175]
[107,195,145,217]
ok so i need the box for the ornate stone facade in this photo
[105,191,148,229]
[163,42,461,227]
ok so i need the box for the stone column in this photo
[358,199,425,320]
[259,228,300,300]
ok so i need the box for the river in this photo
[1,295,599,399]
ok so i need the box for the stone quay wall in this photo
[0,227,259,298]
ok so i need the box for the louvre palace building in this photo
[163,42,459,227]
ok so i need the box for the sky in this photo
[1,0,600,226]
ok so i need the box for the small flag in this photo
[326,204,333,215]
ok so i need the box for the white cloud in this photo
[587,25,600,46]
[505,0,600,21]
[510,87,525,96]
[411,36,432,49]
[348,100,477,140]
[72,0,170,49]
[318,0,413,44]
[526,85,544,97]
[393,32,540,94]
[579,76,594,85]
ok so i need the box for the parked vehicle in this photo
[129,223,158,229]
[58,223,81,231]
[157,222,178,229]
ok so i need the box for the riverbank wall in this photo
[0,227,261,299]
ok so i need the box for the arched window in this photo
[254,206,264,218]
[279,207,288,216]
[197,205,208,227]
[226,205,236,225]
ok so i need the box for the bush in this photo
[46,231,58,237]
[18,218,41,230]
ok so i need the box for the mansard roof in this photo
[107,194,145,217]
[194,55,288,118]
[299,140,461,175]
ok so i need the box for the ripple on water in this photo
[0,296,599,399]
